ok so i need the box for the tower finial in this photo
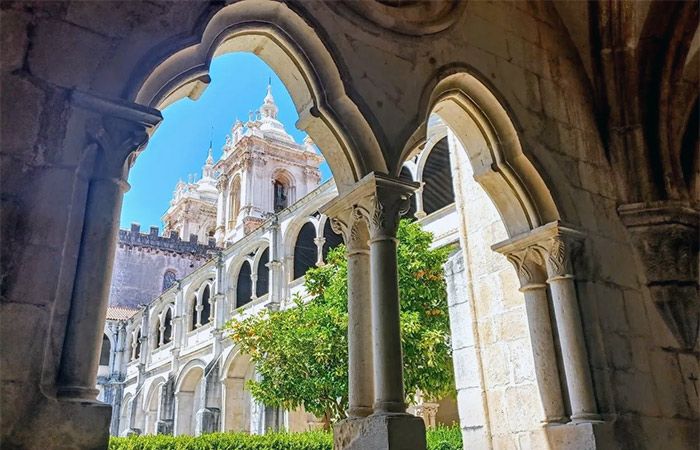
[209,126,213,149]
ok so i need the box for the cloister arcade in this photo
[1,1,697,450]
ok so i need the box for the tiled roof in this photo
[106,306,139,321]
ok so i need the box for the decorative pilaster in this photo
[56,91,161,401]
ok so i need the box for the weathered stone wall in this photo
[1,1,696,449]
[109,225,216,308]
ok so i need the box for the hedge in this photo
[109,426,462,450]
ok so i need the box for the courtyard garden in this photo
[109,425,462,450]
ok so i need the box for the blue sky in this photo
[121,52,332,230]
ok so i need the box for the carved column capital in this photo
[492,221,586,282]
[544,235,582,282]
[504,246,548,290]
[322,172,418,243]
[367,189,412,240]
[71,90,162,184]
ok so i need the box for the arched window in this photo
[163,269,177,292]
[322,220,344,262]
[273,181,287,212]
[237,261,252,308]
[256,248,270,297]
[229,176,241,229]
[163,307,173,343]
[99,334,111,366]
[422,137,455,215]
[134,329,142,361]
[399,166,417,221]
[153,317,161,348]
[293,222,317,279]
[190,296,198,330]
[200,285,211,324]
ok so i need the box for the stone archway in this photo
[131,1,387,192]
[424,71,607,447]
[221,350,255,433]
[174,363,205,436]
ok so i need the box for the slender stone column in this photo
[332,212,374,417]
[505,247,566,424]
[314,236,326,266]
[56,97,159,400]
[414,184,427,219]
[367,189,412,414]
[545,235,600,422]
[215,175,228,246]
[325,173,424,450]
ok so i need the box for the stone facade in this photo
[109,224,217,308]
[1,2,697,450]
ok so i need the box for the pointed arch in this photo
[426,71,561,237]
[132,1,387,192]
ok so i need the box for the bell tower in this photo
[213,84,323,245]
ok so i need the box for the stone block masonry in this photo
[109,224,218,308]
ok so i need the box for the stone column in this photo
[504,247,566,424]
[156,376,175,435]
[326,173,425,450]
[213,252,226,355]
[367,189,413,414]
[314,236,326,267]
[55,106,158,400]
[545,234,600,422]
[215,175,228,246]
[264,215,283,311]
[171,281,184,373]
[414,183,426,219]
[330,211,374,418]
[195,362,221,435]
[250,273,258,301]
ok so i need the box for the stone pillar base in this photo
[195,407,220,435]
[334,414,426,450]
[156,419,173,435]
[7,397,111,450]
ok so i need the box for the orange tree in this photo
[226,220,454,427]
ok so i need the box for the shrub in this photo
[109,426,463,450]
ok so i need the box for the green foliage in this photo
[108,427,462,450]
[226,219,454,425]
[425,425,463,450]
[109,431,332,450]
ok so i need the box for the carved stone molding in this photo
[330,0,467,36]
[618,201,699,350]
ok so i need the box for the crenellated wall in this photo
[108,224,217,308]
